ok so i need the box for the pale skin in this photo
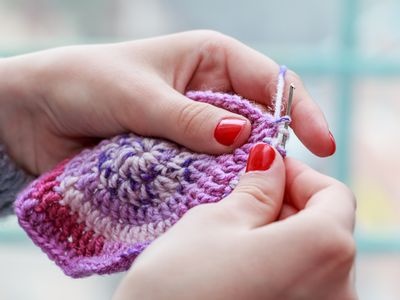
[113,153,356,300]
[0,30,333,175]
[0,30,355,299]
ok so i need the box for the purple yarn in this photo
[15,90,291,278]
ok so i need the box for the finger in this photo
[283,157,356,231]
[250,158,356,283]
[278,203,298,220]
[218,143,285,228]
[223,38,335,157]
[131,31,334,156]
[251,157,356,244]
[250,213,356,295]
[139,84,252,154]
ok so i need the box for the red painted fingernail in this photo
[214,118,246,146]
[246,143,276,172]
[329,131,336,155]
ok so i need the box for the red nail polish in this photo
[246,143,276,172]
[329,131,336,155]
[214,118,246,146]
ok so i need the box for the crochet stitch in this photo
[15,67,291,278]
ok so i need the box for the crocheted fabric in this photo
[15,68,291,278]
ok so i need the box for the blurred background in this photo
[0,0,399,299]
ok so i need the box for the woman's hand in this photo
[0,30,334,174]
[113,144,356,300]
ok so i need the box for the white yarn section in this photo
[273,67,286,119]
[269,66,290,151]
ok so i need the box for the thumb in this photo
[149,87,251,154]
[220,143,285,228]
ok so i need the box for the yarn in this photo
[15,67,291,278]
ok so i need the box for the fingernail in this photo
[214,118,247,146]
[246,143,276,172]
[329,131,336,155]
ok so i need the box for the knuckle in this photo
[313,221,356,269]
[234,183,276,212]
[337,181,357,211]
[176,102,216,140]
[197,31,234,57]
[195,29,229,42]
[286,69,302,84]
[235,184,270,204]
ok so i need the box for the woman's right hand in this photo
[113,144,357,300]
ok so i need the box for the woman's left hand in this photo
[0,30,334,174]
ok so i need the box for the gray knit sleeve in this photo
[0,145,33,216]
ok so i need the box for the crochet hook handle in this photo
[281,83,295,149]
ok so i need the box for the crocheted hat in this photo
[15,68,290,278]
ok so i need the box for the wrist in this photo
[0,55,39,103]
[0,57,12,144]
[0,55,45,174]
[0,55,39,143]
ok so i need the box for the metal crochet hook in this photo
[281,83,295,149]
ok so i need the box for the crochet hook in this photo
[281,83,295,149]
